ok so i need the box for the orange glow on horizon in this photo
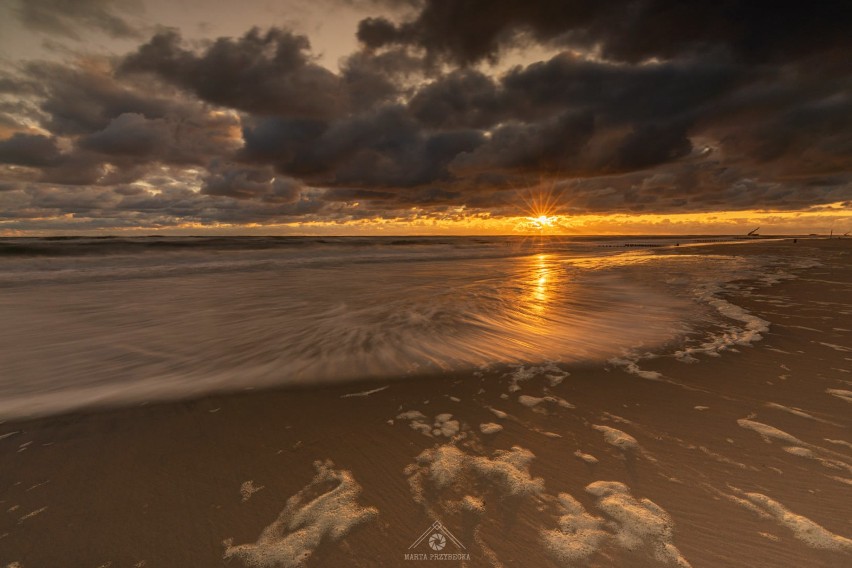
[1,203,849,237]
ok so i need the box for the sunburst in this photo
[518,182,564,233]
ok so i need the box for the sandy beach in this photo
[1,238,851,568]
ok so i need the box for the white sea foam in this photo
[824,438,852,451]
[574,451,599,464]
[224,460,378,567]
[739,419,852,472]
[543,483,690,567]
[240,481,265,503]
[518,395,543,407]
[433,414,461,437]
[404,444,548,566]
[592,425,641,453]
[608,358,663,380]
[487,407,508,419]
[737,492,852,552]
[783,446,815,458]
[479,423,503,435]
[826,389,852,403]
[506,366,537,393]
[340,385,389,398]
[406,445,544,503]
[395,410,461,438]
[737,419,804,445]
[765,402,830,423]
[518,395,575,410]
[396,410,426,421]
[17,506,47,524]
[586,481,691,567]
[676,296,769,360]
[541,493,609,564]
[505,363,569,392]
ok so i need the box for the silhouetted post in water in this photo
[793,239,797,244]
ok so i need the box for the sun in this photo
[529,215,556,229]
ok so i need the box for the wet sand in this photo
[1,238,851,567]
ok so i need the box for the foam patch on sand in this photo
[505,363,569,392]
[541,493,609,564]
[518,395,575,410]
[738,419,852,473]
[733,491,852,552]
[479,423,503,435]
[608,358,663,380]
[593,425,641,453]
[224,460,378,567]
[586,482,691,567]
[241,480,265,502]
[783,446,815,458]
[574,451,599,464]
[826,389,852,403]
[737,419,804,445]
[487,406,509,419]
[340,385,389,398]
[675,296,770,361]
[407,445,544,502]
[433,414,461,437]
[542,483,691,567]
[819,342,852,352]
[518,395,542,407]
[404,444,549,563]
[17,506,47,524]
[405,444,688,565]
[395,410,461,438]
[825,438,852,451]
[765,402,835,424]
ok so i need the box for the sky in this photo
[0,0,850,235]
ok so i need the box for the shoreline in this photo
[1,238,850,567]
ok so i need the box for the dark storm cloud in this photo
[12,0,141,41]
[408,70,503,129]
[19,59,195,136]
[201,164,302,203]
[0,57,241,189]
[339,48,424,111]
[357,1,852,66]
[78,112,172,156]
[0,133,62,167]
[240,105,485,187]
[121,27,347,118]
[450,111,595,173]
[77,111,240,165]
[499,53,742,124]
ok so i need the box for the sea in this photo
[0,235,791,419]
